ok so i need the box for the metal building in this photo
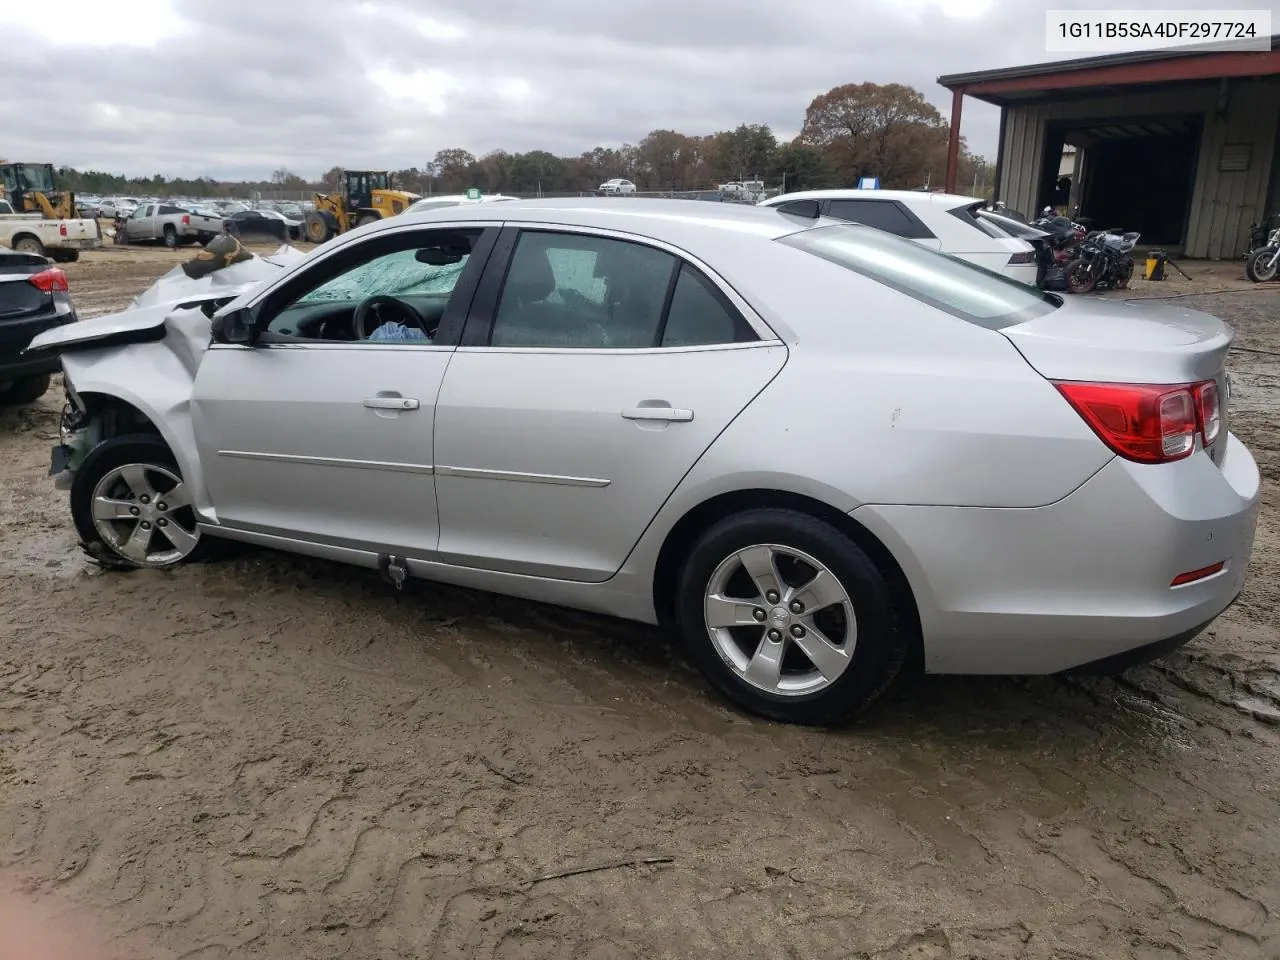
[938,37,1280,258]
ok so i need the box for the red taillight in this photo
[1007,251,1035,264]
[182,214,190,226]
[28,267,69,294]
[1196,381,1221,445]
[59,222,68,237]
[1171,561,1225,586]
[1052,380,1221,464]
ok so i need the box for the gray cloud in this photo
[2,0,1275,180]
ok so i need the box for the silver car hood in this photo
[28,286,252,352]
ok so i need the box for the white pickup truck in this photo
[0,199,102,262]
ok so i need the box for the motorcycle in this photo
[1029,206,1089,290]
[1064,228,1140,294]
[1245,223,1279,283]
[1243,213,1278,259]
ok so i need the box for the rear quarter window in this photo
[778,223,1059,330]
[825,198,935,240]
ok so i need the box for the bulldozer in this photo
[303,170,420,243]
[0,163,81,219]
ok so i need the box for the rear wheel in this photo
[0,374,51,405]
[356,213,379,228]
[675,508,907,725]
[1114,257,1134,289]
[304,212,333,243]
[70,436,212,569]
[1246,247,1279,283]
[12,236,45,258]
[50,249,80,263]
[1065,258,1096,294]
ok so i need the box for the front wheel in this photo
[1246,247,1279,283]
[0,373,51,405]
[675,508,908,725]
[1065,257,1097,294]
[70,436,211,569]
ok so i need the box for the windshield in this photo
[779,223,1059,330]
[17,165,56,192]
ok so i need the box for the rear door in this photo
[432,226,787,582]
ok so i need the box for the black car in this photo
[225,209,302,242]
[0,248,77,404]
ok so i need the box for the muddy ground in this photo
[1,248,1278,959]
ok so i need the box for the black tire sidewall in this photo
[1066,259,1095,294]
[70,435,209,566]
[1247,249,1278,283]
[163,227,178,248]
[675,508,906,725]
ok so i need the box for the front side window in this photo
[780,223,1058,330]
[264,229,481,343]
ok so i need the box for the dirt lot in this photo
[1,248,1278,959]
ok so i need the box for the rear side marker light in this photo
[1007,251,1035,264]
[1053,379,1220,465]
[29,267,69,293]
[1171,562,1225,587]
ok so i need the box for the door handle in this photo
[363,396,420,411]
[622,405,693,422]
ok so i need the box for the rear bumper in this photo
[853,433,1261,674]
[0,350,60,379]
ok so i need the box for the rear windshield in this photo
[778,223,1059,330]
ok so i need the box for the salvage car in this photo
[760,189,1042,284]
[27,199,1261,725]
[0,248,78,403]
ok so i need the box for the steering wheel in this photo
[353,295,429,340]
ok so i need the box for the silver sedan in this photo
[32,198,1261,725]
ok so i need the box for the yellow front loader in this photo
[303,170,420,243]
[0,163,81,219]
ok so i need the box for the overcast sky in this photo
[2,0,1276,181]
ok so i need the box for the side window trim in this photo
[461,225,772,351]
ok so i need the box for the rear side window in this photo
[661,264,756,347]
[779,223,1059,330]
[825,199,935,240]
[159,205,187,216]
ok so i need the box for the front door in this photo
[191,225,494,556]
[433,227,787,582]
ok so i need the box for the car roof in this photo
[763,189,983,209]
[393,196,819,243]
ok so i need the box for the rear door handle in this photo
[622,405,694,422]
[364,396,419,411]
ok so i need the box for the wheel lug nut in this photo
[767,629,782,642]
[790,601,804,614]
[790,624,805,638]
[158,519,168,527]
[156,502,167,512]
[139,495,150,505]
[765,590,780,604]
[752,608,766,622]
[140,521,152,530]
[129,506,140,516]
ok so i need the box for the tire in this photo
[70,435,214,569]
[356,214,379,228]
[163,225,178,249]
[1246,247,1279,283]
[12,235,45,258]
[0,373,51,405]
[304,212,332,243]
[674,508,908,725]
[50,249,80,263]
[1065,258,1096,294]
[1114,257,1134,289]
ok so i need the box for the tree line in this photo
[46,83,990,198]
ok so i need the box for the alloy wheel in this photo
[90,462,200,567]
[703,543,857,696]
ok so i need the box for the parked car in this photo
[226,208,303,242]
[30,198,1259,725]
[0,247,78,404]
[117,203,226,247]
[406,194,518,214]
[0,199,102,262]
[760,189,1041,284]
[598,179,636,195]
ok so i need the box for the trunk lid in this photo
[0,253,51,322]
[1001,297,1233,462]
